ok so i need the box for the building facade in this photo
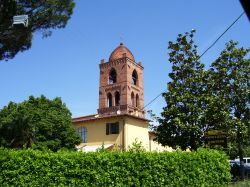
[73,43,167,152]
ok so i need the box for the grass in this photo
[229,180,250,187]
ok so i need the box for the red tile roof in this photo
[72,113,149,123]
[109,43,135,62]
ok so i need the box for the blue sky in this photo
[0,0,249,118]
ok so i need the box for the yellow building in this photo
[72,43,168,152]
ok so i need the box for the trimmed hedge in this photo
[0,148,231,186]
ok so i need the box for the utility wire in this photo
[143,11,245,110]
[199,11,245,59]
[143,92,164,109]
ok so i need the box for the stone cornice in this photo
[99,57,144,70]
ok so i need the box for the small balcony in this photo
[98,104,145,118]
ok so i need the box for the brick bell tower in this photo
[98,43,145,118]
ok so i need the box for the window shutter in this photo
[106,123,109,135]
[116,122,119,133]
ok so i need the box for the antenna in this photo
[119,36,123,44]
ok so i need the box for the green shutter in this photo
[106,123,109,135]
[116,122,119,133]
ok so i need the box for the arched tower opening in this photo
[131,92,135,107]
[136,94,139,108]
[107,93,112,107]
[132,70,138,86]
[109,68,117,84]
[115,91,120,106]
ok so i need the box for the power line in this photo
[143,11,245,110]
[199,11,245,59]
[143,92,164,109]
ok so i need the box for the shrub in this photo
[0,148,231,186]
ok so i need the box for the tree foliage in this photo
[127,138,146,153]
[0,95,81,151]
[156,30,250,159]
[0,0,75,61]
[156,30,208,150]
[208,41,250,161]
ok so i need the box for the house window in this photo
[132,70,138,85]
[115,91,120,106]
[106,122,119,135]
[109,68,117,84]
[77,127,87,143]
[107,93,112,107]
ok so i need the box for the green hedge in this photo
[0,148,231,186]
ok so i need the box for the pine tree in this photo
[0,0,75,61]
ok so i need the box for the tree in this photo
[156,30,208,150]
[0,0,75,61]
[0,95,81,151]
[208,41,250,179]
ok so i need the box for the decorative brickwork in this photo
[98,43,145,118]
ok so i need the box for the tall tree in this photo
[208,41,250,179]
[156,30,208,150]
[0,95,81,151]
[0,0,75,61]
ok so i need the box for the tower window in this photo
[131,92,135,107]
[77,127,87,143]
[107,93,112,107]
[115,91,120,106]
[132,70,138,85]
[136,94,139,108]
[109,68,117,84]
